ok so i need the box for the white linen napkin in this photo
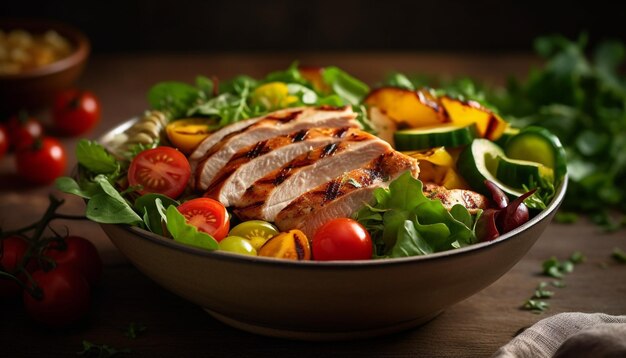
[492,312,626,357]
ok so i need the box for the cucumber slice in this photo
[504,126,567,182]
[394,123,479,151]
[457,139,524,197]
[496,156,554,189]
[493,125,520,148]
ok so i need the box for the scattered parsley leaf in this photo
[612,247,626,263]
[522,299,550,313]
[124,322,146,339]
[551,280,566,288]
[77,340,130,357]
[533,282,555,299]
[569,251,586,264]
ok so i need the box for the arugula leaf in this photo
[355,172,476,258]
[148,81,200,119]
[322,66,370,106]
[76,140,119,175]
[165,205,218,250]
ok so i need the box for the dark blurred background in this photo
[4,0,626,53]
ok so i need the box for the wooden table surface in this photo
[1,53,625,357]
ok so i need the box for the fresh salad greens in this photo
[148,62,374,132]
[386,35,626,230]
[56,140,217,250]
[354,172,478,258]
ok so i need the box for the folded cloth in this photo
[493,312,626,358]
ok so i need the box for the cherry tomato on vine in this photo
[312,218,373,261]
[177,198,230,241]
[128,146,191,199]
[0,236,36,298]
[15,137,67,185]
[7,112,44,151]
[23,266,91,326]
[44,236,102,288]
[52,89,101,136]
[0,125,8,159]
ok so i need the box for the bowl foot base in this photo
[204,308,443,341]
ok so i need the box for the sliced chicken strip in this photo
[194,106,357,190]
[422,182,490,214]
[275,151,419,238]
[233,133,392,222]
[204,127,359,207]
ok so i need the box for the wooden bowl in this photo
[99,118,567,340]
[0,19,90,112]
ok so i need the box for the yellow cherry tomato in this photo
[257,230,311,261]
[165,118,214,154]
[251,82,298,110]
[228,220,279,251]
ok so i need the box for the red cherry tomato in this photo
[177,198,230,241]
[52,89,101,136]
[44,236,102,288]
[15,137,67,185]
[0,125,8,158]
[312,218,373,261]
[128,147,191,199]
[1,236,36,298]
[23,266,91,327]
[7,113,44,151]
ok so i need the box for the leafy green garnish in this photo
[532,282,555,299]
[355,172,477,258]
[522,299,550,314]
[148,81,202,119]
[76,140,120,175]
[165,205,218,250]
[77,340,130,357]
[612,247,626,263]
[322,66,370,106]
[124,322,146,339]
[134,194,179,235]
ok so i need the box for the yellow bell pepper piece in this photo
[404,147,469,190]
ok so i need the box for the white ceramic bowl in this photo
[99,118,567,340]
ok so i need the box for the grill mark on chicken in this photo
[333,127,350,138]
[321,143,338,158]
[274,151,419,236]
[290,129,309,142]
[266,110,302,122]
[317,105,348,111]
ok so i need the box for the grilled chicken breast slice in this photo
[233,133,393,222]
[194,106,358,190]
[422,182,489,214]
[204,127,358,207]
[275,151,419,238]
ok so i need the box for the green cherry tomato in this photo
[219,236,257,256]
[228,220,279,250]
